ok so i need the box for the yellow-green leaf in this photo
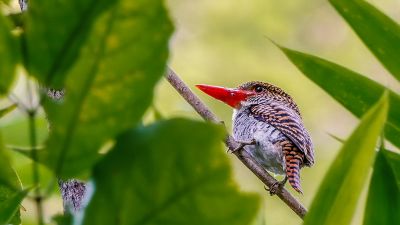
[304,92,388,225]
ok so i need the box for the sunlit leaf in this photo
[304,92,388,225]
[0,14,18,95]
[279,46,400,149]
[83,119,259,225]
[363,149,400,225]
[329,0,400,81]
[0,189,29,225]
[43,0,173,178]
[26,0,116,87]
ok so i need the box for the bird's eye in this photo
[254,86,263,93]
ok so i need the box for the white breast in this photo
[232,108,286,175]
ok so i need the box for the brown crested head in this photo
[237,81,301,115]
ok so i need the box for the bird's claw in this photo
[265,182,280,196]
[264,177,287,196]
[228,139,256,153]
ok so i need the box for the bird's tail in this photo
[282,142,304,194]
[286,155,303,194]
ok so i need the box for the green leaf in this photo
[0,14,18,95]
[363,149,400,225]
[382,150,400,188]
[83,119,259,225]
[0,134,21,191]
[52,213,72,225]
[0,189,29,225]
[26,0,116,87]
[329,0,400,81]
[43,0,173,178]
[0,134,23,225]
[0,104,16,119]
[304,92,388,225]
[279,46,400,149]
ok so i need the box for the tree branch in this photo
[165,67,308,219]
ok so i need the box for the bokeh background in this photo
[1,0,400,224]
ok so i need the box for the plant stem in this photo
[165,67,307,219]
[28,110,44,225]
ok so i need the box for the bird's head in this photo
[196,81,300,114]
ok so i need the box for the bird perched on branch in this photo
[196,81,314,194]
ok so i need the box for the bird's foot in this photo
[228,139,256,153]
[264,176,288,196]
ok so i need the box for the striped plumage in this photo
[233,81,314,194]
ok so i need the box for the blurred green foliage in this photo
[0,11,18,95]
[84,119,259,225]
[25,0,116,87]
[41,0,173,178]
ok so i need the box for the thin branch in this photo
[165,67,308,219]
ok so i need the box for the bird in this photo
[196,81,314,194]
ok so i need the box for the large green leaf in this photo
[83,119,259,225]
[303,93,388,225]
[0,13,18,95]
[26,0,116,87]
[279,46,400,149]
[0,189,29,225]
[329,0,400,81]
[43,0,173,178]
[363,150,400,225]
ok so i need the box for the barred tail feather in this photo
[282,142,304,194]
[287,156,303,194]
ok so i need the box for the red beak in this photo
[196,84,254,108]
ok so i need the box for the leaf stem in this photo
[28,110,44,225]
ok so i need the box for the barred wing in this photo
[250,103,314,166]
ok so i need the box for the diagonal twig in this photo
[165,67,307,219]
